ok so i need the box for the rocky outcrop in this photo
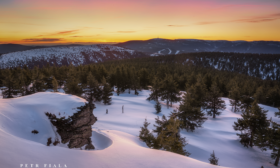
[45,103,97,149]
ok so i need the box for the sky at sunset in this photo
[1,0,280,45]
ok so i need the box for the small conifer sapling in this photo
[155,101,161,114]
[209,150,219,165]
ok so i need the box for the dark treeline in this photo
[1,53,280,107]
[155,52,280,81]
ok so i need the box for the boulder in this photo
[45,103,97,149]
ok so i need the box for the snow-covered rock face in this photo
[0,45,147,68]
[45,103,97,149]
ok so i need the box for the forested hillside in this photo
[116,39,280,55]
[0,45,148,68]
[116,52,280,80]
[1,52,279,107]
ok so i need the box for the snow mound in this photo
[0,92,225,168]
[0,92,87,145]
[2,90,278,167]
[91,130,113,150]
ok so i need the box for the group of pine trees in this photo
[233,104,280,166]
[147,75,180,108]
[139,116,190,156]
[1,55,280,108]
[148,74,227,132]
[0,64,113,105]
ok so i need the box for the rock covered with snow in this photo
[46,103,97,149]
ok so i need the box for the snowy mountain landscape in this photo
[116,39,280,55]
[0,45,147,68]
[0,89,279,168]
[2,0,280,167]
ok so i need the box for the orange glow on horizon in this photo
[1,0,280,45]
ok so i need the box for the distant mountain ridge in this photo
[0,44,44,54]
[0,44,84,54]
[0,45,147,68]
[115,39,280,55]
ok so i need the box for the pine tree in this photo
[229,84,241,112]
[102,78,113,105]
[131,68,141,95]
[84,73,101,103]
[139,118,155,148]
[1,69,18,98]
[18,69,32,96]
[21,65,32,95]
[139,68,149,89]
[52,76,58,92]
[18,72,27,96]
[64,67,83,96]
[204,83,226,118]
[191,74,207,107]
[126,68,132,94]
[120,66,127,92]
[233,101,269,148]
[254,120,280,167]
[254,86,265,103]
[203,74,212,91]
[160,75,180,109]
[147,77,161,102]
[275,107,280,118]
[153,115,169,136]
[268,122,280,166]
[240,95,254,112]
[155,101,161,114]
[156,117,190,156]
[115,67,122,95]
[209,151,219,165]
[177,91,207,132]
[30,66,45,93]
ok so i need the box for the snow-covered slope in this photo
[0,92,224,168]
[0,45,147,68]
[0,90,278,168]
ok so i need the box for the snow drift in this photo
[0,92,224,168]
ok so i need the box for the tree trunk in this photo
[213,98,216,118]
[274,149,280,166]
[250,132,254,147]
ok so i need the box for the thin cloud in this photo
[37,30,79,37]
[234,13,280,23]
[22,38,64,42]
[196,21,222,25]
[117,31,136,33]
[167,25,188,27]
[51,30,79,36]
[0,22,42,26]
[70,34,100,38]
[196,12,280,25]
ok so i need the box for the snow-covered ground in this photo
[0,90,279,168]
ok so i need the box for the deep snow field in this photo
[0,90,279,168]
